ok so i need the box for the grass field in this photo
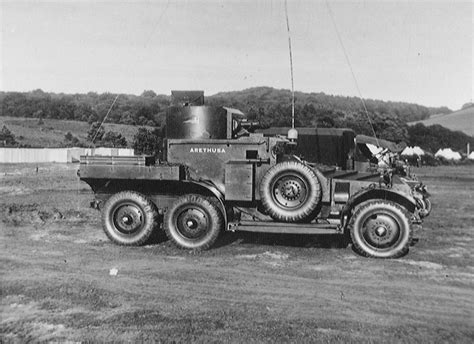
[1,164,473,342]
[0,116,147,148]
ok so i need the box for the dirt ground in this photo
[1,163,473,343]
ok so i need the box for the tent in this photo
[435,148,462,161]
[401,146,425,156]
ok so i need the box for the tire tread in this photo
[260,161,321,222]
[101,191,159,246]
[348,200,412,258]
[164,194,223,251]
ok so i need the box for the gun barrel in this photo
[240,120,262,130]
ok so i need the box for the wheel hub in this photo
[375,226,387,237]
[186,219,198,229]
[282,181,300,199]
[273,175,308,208]
[122,215,133,225]
[113,204,143,234]
[362,214,400,249]
[177,208,208,239]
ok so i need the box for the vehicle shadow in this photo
[145,218,350,250]
[147,216,169,245]
[214,231,349,249]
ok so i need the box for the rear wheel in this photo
[164,194,223,251]
[348,200,412,258]
[102,191,159,246]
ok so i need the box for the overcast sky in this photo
[1,0,472,110]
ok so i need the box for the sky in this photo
[1,0,472,110]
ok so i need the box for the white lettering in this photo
[189,147,226,153]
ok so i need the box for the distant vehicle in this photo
[79,92,431,258]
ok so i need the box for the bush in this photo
[64,131,82,147]
[64,132,74,141]
[101,131,127,148]
[87,122,105,143]
[132,127,162,158]
[0,125,18,147]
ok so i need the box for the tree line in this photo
[0,89,168,127]
[208,87,451,123]
[1,87,471,154]
[407,124,474,153]
[1,87,450,128]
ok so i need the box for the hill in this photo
[0,87,461,149]
[408,105,474,136]
[209,87,450,123]
[0,116,143,148]
[1,88,450,128]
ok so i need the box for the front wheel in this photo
[348,200,412,258]
[164,194,223,251]
[101,191,159,246]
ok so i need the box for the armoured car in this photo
[79,94,430,258]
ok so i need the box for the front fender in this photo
[345,187,417,214]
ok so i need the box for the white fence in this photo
[0,147,134,164]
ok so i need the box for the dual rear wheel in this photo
[101,191,222,250]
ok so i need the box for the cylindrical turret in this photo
[166,106,227,139]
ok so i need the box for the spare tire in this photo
[259,161,321,222]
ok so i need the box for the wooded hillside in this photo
[0,87,450,128]
[2,87,470,153]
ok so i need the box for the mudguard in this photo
[187,180,228,226]
[345,186,417,215]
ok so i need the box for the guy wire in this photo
[325,1,379,146]
[89,94,120,146]
[284,0,295,129]
[144,0,171,48]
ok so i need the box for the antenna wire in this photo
[284,0,295,129]
[325,1,379,145]
[89,94,120,146]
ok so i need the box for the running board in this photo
[230,221,341,234]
